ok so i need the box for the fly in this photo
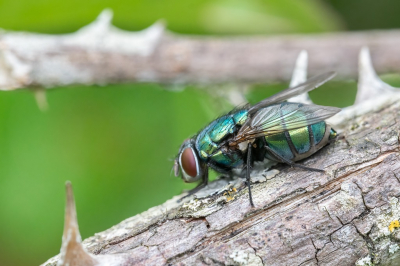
[174,72,340,207]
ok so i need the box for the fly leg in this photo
[264,146,324,173]
[178,168,209,202]
[246,143,255,207]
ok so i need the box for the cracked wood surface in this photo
[44,100,400,265]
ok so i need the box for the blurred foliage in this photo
[327,0,400,30]
[0,0,398,265]
[0,0,342,34]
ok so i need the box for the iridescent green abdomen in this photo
[311,121,326,144]
[288,127,311,154]
[265,121,335,162]
[264,132,294,161]
[196,110,248,167]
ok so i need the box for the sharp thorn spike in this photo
[227,88,247,106]
[328,47,400,127]
[355,46,397,104]
[76,9,113,36]
[96,9,114,25]
[290,50,308,87]
[288,50,313,104]
[33,88,48,111]
[58,182,97,266]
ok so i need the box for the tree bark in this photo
[43,93,400,265]
[36,9,400,266]
[2,10,400,90]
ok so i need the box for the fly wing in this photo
[232,103,340,144]
[248,71,336,115]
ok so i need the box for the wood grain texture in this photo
[43,96,400,265]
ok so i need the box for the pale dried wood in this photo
[2,10,400,90]
[43,94,400,266]
[39,17,400,266]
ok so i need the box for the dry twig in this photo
[43,47,400,266]
[1,10,400,91]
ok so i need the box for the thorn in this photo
[328,47,400,126]
[58,182,97,266]
[290,50,308,87]
[141,19,166,46]
[64,182,79,240]
[288,50,313,104]
[226,86,248,106]
[355,46,397,104]
[77,8,114,35]
[33,88,48,111]
[96,8,114,25]
[148,19,167,33]
[73,9,164,57]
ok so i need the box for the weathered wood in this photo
[43,93,400,265]
[2,10,400,91]
[43,45,400,266]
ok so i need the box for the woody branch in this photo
[43,39,400,266]
[1,9,400,91]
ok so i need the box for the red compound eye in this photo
[181,148,197,178]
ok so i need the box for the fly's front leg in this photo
[246,143,255,207]
[178,168,209,202]
[264,146,324,173]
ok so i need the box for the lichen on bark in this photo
[43,96,400,265]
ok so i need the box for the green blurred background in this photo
[0,0,399,265]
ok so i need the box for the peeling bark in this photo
[41,44,400,266]
[2,10,400,90]
[43,97,400,265]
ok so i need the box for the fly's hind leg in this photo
[246,143,255,207]
[264,146,325,173]
[178,168,209,202]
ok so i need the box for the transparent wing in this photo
[231,103,340,144]
[248,71,336,115]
